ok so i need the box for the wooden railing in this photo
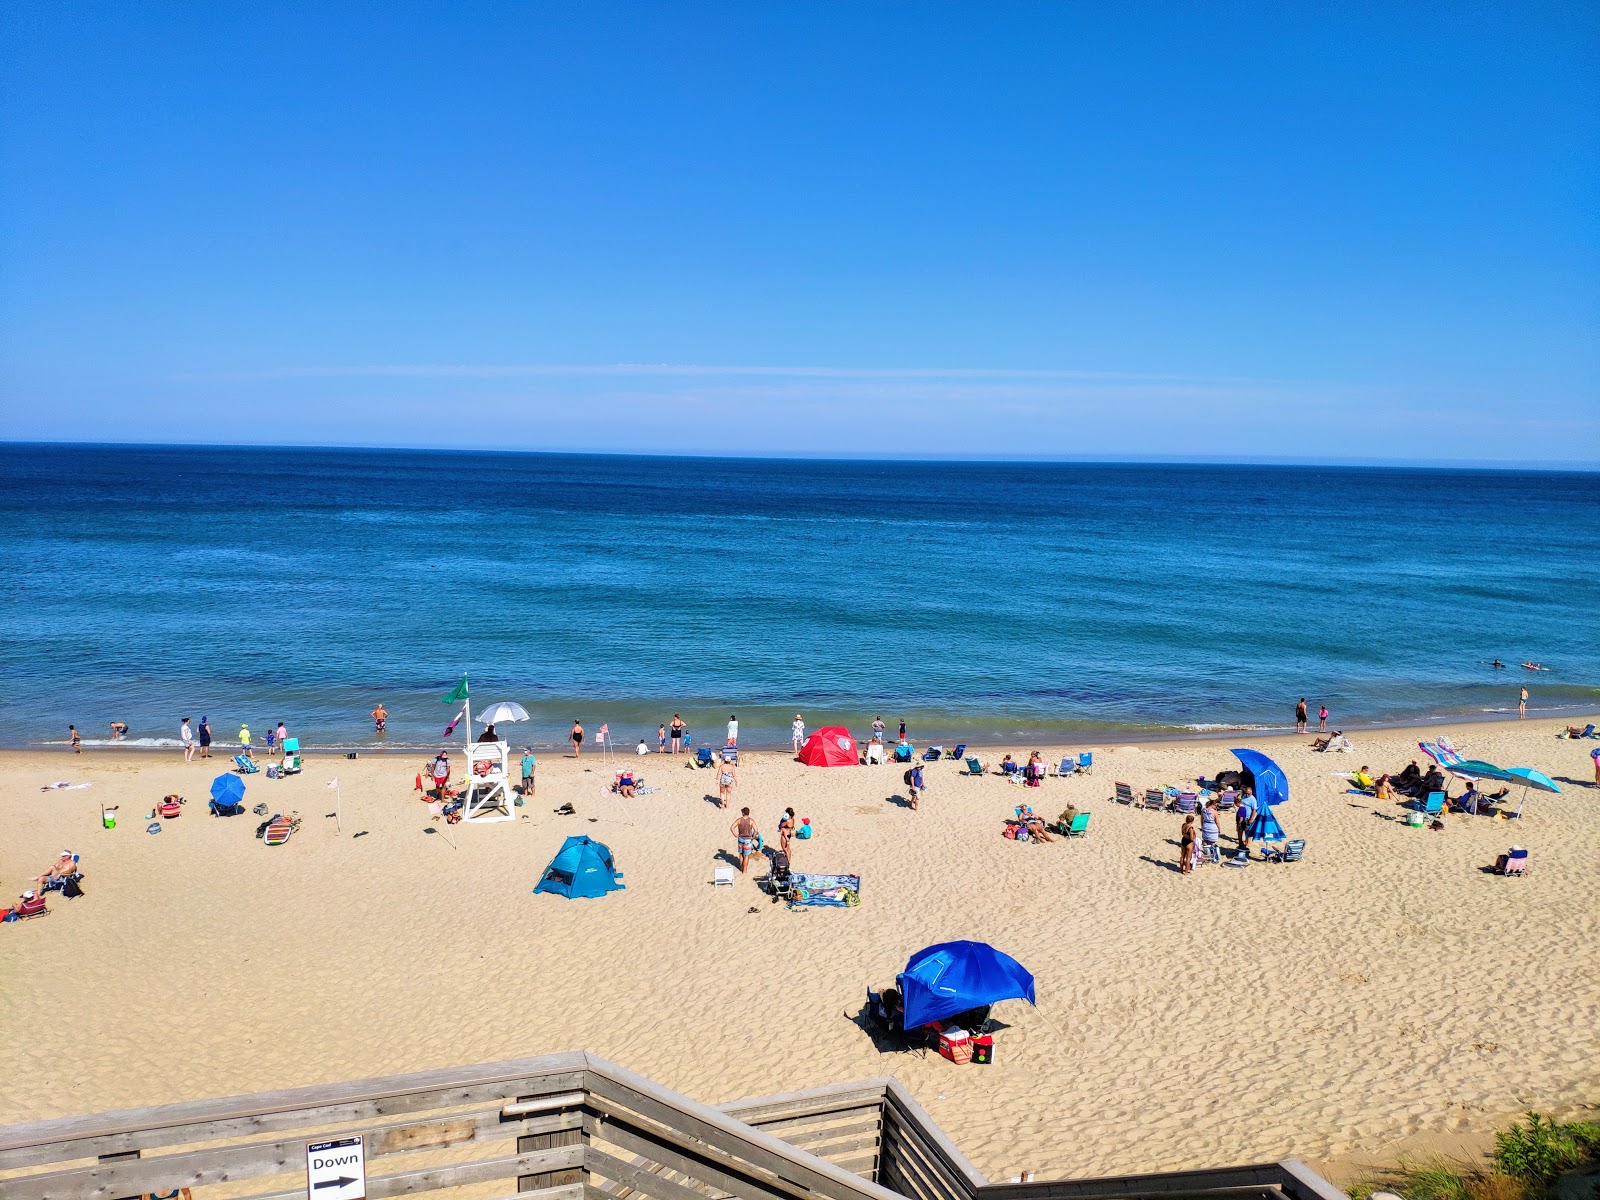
[0,1052,1347,1200]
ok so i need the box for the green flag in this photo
[441,674,469,705]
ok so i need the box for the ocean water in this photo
[2,444,1597,752]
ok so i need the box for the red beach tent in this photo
[799,727,858,767]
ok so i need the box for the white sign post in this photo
[306,1135,366,1200]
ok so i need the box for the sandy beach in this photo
[2,716,1596,1186]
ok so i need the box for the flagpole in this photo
[336,782,342,834]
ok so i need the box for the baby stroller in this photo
[760,849,792,898]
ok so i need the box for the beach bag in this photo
[160,799,182,819]
[63,877,84,899]
[266,765,279,779]
[1002,824,1018,840]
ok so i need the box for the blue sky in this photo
[2,2,1596,463]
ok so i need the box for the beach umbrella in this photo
[1232,747,1288,841]
[1445,758,1514,785]
[209,774,246,805]
[1419,740,1465,768]
[476,701,530,725]
[898,940,1036,1030]
[1504,767,1559,818]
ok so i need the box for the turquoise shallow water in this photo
[2,444,1596,751]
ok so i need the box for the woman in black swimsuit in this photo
[669,714,685,754]
[570,720,584,756]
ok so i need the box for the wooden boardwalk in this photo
[0,1051,1348,1200]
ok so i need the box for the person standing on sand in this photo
[521,747,536,796]
[1591,747,1600,785]
[1519,687,1528,719]
[69,725,80,754]
[730,807,759,873]
[1236,787,1255,849]
[791,714,805,755]
[570,720,584,756]
[871,715,885,743]
[198,716,212,758]
[779,806,796,857]
[669,714,685,753]
[905,763,925,811]
[718,757,738,808]
[899,718,907,741]
[430,750,451,800]
[275,721,288,756]
[1179,815,1197,875]
[181,717,194,762]
[1200,797,1221,860]
[657,723,667,752]
[1318,705,1328,733]
[1295,699,1308,733]
[726,714,738,747]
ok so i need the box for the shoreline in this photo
[26,704,1600,757]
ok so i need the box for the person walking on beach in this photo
[570,719,584,756]
[1236,787,1255,849]
[1318,705,1328,733]
[791,714,805,755]
[657,723,667,752]
[779,806,796,857]
[669,714,685,753]
[198,716,212,758]
[430,750,451,800]
[1519,686,1528,719]
[521,747,536,797]
[1295,698,1308,733]
[275,721,288,756]
[1179,815,1197,875]
[1591,747,1600,785]
[726,715,738,747]
[717,757,739,808]
[69,724,80,754]
[905,763,925,811]
[181,717,195,763]
[730,807,759,873]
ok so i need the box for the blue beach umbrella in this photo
[1504,767,1559,818]
[210,774,246,805]
[898,940,1036,1030]
[1232,747,1288,841]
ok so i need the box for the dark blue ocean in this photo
[3,444,1597,751]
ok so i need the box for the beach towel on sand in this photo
[787,872,860,908]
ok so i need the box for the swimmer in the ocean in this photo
[1490,659,1504,668]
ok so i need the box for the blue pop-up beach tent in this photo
[1233,748,1288,842]
[898,940,1036,1030]
[534,836,625,899]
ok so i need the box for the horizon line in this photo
[6,438,1598,473]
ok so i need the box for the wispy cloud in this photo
[173,362,1283,386]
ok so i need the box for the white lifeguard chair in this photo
[461,700,530,824]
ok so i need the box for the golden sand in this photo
[2,717,1596,1184]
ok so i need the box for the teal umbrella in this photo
[1504,767,1559,818]
[1446,758,1514,784]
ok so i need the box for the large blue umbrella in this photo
[1233,748,1288,841]
[210,774,246,805]
[898,940,1036,1030]
[1505,767,1559,818]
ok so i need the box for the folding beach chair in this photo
[1263,839,1304,863]
[1141,789,1167,812]
[965,757,987,776]
[1172,792,1199,815]
[1500,848,1528,876]
[720,746,739,764]
[1113,781,1135,805]
[234,754,259,775]
[1064,812,1090,837]
[1052,757,1075,777]
[866,742,886,764]
[922,745,943,762]
[711,865,735,886]
[1216,789,1238,811]
[1077,752,1093,774]
[1198,841,1221,867]
[1224,847,1250,868]
[695,747,714,768]
[1414,792,1446,820]
[946,744,967,760]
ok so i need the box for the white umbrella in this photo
[476,701,531,724]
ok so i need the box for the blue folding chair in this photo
[1077,752,1093,774]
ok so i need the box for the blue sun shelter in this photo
[1233,747,1289,842]
[534,836,625,899]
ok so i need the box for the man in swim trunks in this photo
[1295,698,1308,733]
[69,725,80,753]
[718,758,738,808]
[372,703,388,733]
[109,722,128,740]
[730,807,759,873]
[670,714,685,753]
[658,724,667,751]
[570,720,584,756]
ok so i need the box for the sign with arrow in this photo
[306,1135,366,1200]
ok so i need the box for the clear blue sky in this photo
[2,2,1596,463]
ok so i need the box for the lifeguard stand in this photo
[462,738,513,822]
